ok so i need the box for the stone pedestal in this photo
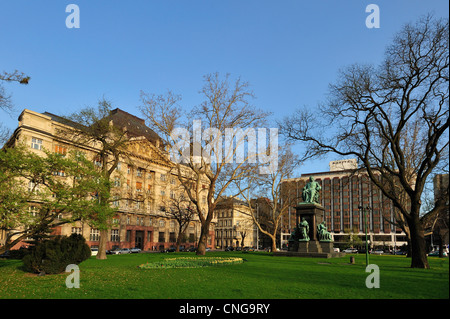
[276,203,345,258]
[295,203,325,241]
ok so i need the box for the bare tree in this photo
[0,70,30,113]
[140,73,271,255]
[281,15,449,268]
[161,182,196,252]
[0,70,30,145]
[236,147,300,252]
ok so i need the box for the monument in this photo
[276,176,345,258]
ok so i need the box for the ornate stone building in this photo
[2,108,214,251]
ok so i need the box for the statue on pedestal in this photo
[302,176,322,204]
[299,218,310,241]
[317,221,332,242]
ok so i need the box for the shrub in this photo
[22,234,91,274]
[8,248,30,260]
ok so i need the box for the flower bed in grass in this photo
[139,257,244,269]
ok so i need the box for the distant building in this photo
[422,174,449,252]
[281,160,408,249]
[214,197,257,249]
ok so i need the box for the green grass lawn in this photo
[0,252,448,299]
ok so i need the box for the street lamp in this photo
[359,205,370,266]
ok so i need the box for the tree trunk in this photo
[96,229,108,260]
[269,234,277,252]
[196,222,210,256]
[0,233,26,254]
[175,227,185,253]
[407,214,429,269]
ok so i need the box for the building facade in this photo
[281,159,408,250]
[214,197,257,249]
[2,108,215,251]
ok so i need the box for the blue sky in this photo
[1,0,448,174]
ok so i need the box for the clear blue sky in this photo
[1,0,448,173]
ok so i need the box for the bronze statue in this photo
[302,176,322,204]
[317,221,332,242]
[299,218,310,241]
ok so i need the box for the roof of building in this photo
[216,196,249,207]
[43,108,164,148]
[107,108,163,146]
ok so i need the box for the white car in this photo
[343,248,358,253]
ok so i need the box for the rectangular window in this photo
[90,229,100,241]
[158,232,165,242]
[28,206,38,217]
[31,137,43,150]
[54,144,67,156]
[52,170,65,177]
[72,227,82,235]
[28,181,40,194]
[113,196,120,207]
[111,229,120,242]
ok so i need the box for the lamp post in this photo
[359,205,370,266]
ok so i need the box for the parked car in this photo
[188,247,197,252]
[225,246,234,251]
[130,247,142,253]
[90,248,98,256]
[162,247,176,253]
[343,248,358,253]
[119,248,131,254]
[243,246,254,252]
[110,248,122,255]
[333,248,340,253]
[372,250,385,255]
